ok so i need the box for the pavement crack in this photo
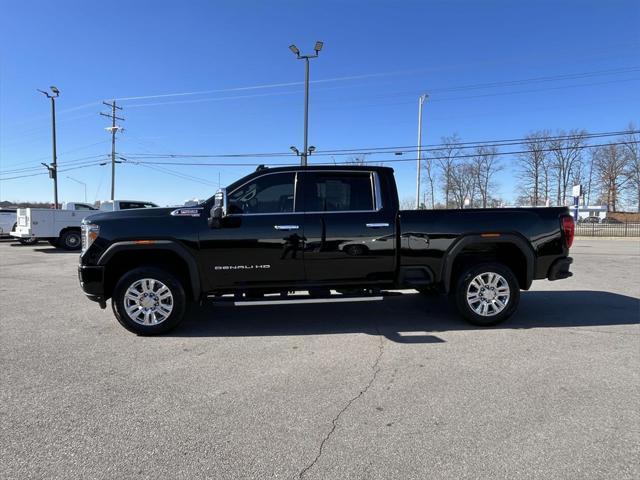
[298,328,385,479]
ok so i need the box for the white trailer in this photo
[10,202,97,249]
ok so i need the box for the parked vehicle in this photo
[11,202,97,249]
[78,166,574,335]
[0,208,17,238]
[99,200,158,211]
[601,217,622,224]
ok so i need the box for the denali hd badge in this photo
[214,265,271,271]
[170,208,202,217]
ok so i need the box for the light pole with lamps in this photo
[38,86,60,208]
[289,41,323,166]
[416,93,428,209]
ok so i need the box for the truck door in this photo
[200,171,306,290]
[300,171,396,285]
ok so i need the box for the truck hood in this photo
[83,207,182,223]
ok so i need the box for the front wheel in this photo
[454,263,520,326]
[112,267,187,335]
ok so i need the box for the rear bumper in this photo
[78,265,106,305]
[547,257,573,281]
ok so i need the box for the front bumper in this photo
[547,257,573,281]
[10,230,34,239]
[78,265,107,307]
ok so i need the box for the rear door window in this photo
[303,172,374,212]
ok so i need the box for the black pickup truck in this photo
[78,165,574,335]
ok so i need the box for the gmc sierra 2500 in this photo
[78,165,574,335]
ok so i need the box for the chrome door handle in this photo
[366,223,390,228]
[274,225,300,231]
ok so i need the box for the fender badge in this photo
[171,208,202,217]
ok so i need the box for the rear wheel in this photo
[454,262,520,326]
[112,267,187,335]
[60,230,81,250]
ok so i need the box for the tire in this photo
[18,237,38,245]
[112,267,187,335]
[453,262,520,327]
[59,230,81,250]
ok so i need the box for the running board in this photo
[208,294,386,307]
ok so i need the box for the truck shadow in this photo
[173,290,640,343]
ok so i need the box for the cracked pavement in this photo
[1,238,639,479]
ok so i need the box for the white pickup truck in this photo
[98,200,158,211]
[11,202,98,249]
[11,200,158,249]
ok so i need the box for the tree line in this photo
[410,124,639,211]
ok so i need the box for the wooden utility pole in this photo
[100,101,124,200]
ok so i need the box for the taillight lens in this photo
[562,216,574,248]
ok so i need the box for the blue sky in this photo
[1,0,639,206]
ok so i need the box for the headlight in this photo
[81,223,99,253]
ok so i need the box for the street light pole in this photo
[416,94,428,210]
[38,86,60,208]
[289,41,323,166]
[66,176,87,202]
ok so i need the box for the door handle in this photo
[366,223,390,228]
[274,225,300,231]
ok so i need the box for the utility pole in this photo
[100,101,124,200]
[289,41,323,166]
[38,86,60,208]
[416,94,428,209]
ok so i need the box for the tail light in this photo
[561,216,575,248]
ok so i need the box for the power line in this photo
[117,67,640,109]
[118,129,638,160]
[0,161,107,181]
[0,154,109,175]
[125,140,639,168]
[0,141,110,169]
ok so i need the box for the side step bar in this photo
[234,296,384,306]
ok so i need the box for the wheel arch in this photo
[98,241,201,301]
[442,234,535,293]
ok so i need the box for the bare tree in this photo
[421,154,437,209]
[432,134,462,208]
[472,145,502,208]
[344,155,370,165]
[593,144,629,212]
[621,124,639,212]
[549,129,588,206]
[399,197,415,210]
[449,162,477,208]
[517,131,550,206]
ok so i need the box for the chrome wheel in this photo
[466,272,510,317]
[124,278,174,325]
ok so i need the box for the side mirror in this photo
[208,188,227,228]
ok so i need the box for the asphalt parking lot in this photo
[1,238,639,480]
